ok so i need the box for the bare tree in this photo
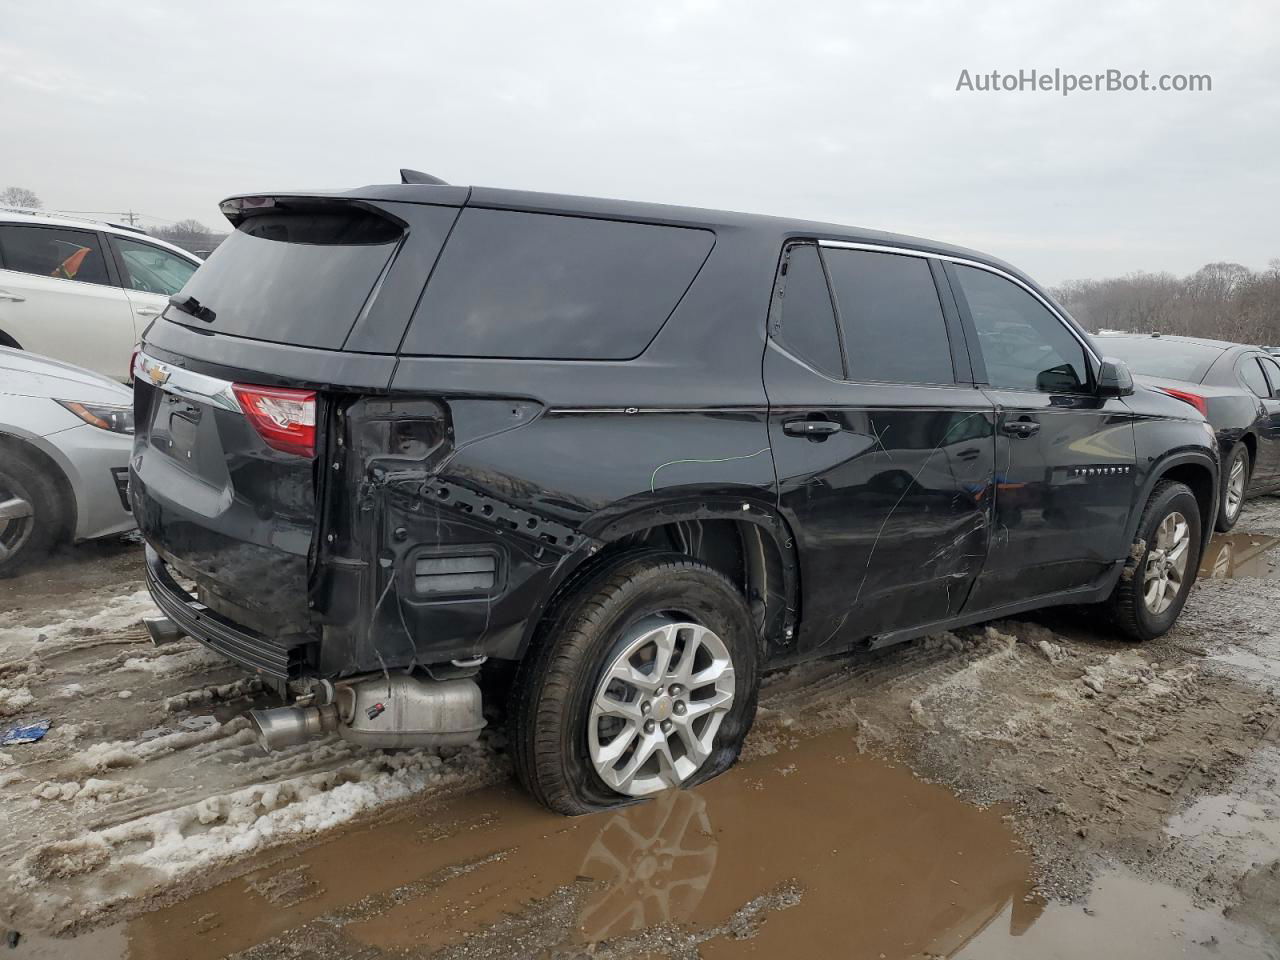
[0,186,42,209]
[1053,261,1280,346]
[151,219,214,252]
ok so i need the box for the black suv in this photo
[131,177,1219,814]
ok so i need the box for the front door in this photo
[945,262,1139,607]
[764,242,997,655]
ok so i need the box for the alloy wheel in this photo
[1143,510,1190,615]
[588,617,735,797]
[0,489,35,564]
[1225,456,1246,520]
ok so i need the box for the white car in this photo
[0,209,200,382]
[0,347,135,572]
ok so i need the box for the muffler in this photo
[248,674,484,753]
[143,615,184,647]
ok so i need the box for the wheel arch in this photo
[514,498,800,662]
[1134,451,1217,555]
[0,431,78,543]
[1238,431,1257,468]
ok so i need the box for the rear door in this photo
[764,241,996,653]
[946,262,1138,607]
[106,233,200,335]
[0,223,136,380]
[1248,354,1280,484]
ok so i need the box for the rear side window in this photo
[823,249,954,385]
[773,244,842,378]
[952,265,1090,393]
[172,207,406,350]
[1260,356,1280,398]
[403,209,714,359]
[0,225,111,286]
[1239,357,1271,398]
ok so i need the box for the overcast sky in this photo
[3,0,1277,284]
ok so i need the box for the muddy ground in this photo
[1,502,1279,958]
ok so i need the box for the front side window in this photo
[952,265,1089,393]
[823,249,954,385]
[1239,357,1271,398]
[773,244,842,378]
[0,225,111,286]
[114,237,198,297]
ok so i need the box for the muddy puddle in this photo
[1199,532,1280,580]
[17,729,1037,959]
[17,724,1276,960]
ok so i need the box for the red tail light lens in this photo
[232,384,316,458]
[1158,387,1209,418]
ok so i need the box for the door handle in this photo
[0,290,25,303]
[1001,419,1040,438]
[135,306,163,317]
[783,418,841,438]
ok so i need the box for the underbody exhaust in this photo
[247,674,485,752]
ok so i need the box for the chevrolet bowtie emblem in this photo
[145,361,171,386]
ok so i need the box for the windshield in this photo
[1093,337,1225,383]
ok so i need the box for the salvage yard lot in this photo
[2,502,1279,957]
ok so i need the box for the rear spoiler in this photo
[218,181,470,227]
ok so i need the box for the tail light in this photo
[1157,387,1208,418]
[232,384,316,458]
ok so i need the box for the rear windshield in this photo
[1093,336,1225,382]
[401,209,714,359]
[169,208,403,350]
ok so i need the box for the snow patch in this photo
[0,687,35,717]
[66,717,254,776]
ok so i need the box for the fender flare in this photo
[1126,448,1219,549]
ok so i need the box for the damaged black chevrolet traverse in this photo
[132,175,1220,814]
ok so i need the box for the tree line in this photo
[1052,261,1280,347]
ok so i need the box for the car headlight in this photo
[55,400,135,435]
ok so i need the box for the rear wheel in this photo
[0,444,70,576]
[1216,444,1249,532]
[511,550,759,815]
[1105,480,1202,641]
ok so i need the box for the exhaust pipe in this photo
[248,703,339,751]
[143,615,184,647]
[248,674,484,753]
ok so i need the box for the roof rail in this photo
[0,206,149,235]
[399,169,449,185]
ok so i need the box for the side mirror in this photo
[1097,357,1134,398]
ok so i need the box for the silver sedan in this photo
[0,347,135,572]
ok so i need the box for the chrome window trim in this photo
[817,239,1101,367]
[134,351,242,413]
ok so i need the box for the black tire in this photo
[511,549,760,815]
[0,443,71,576]
[1215,444,1250,533]
[1106,480,1202,641]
